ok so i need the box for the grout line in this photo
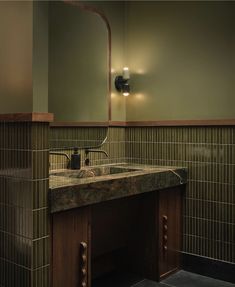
[185,198,235,206]
[131,279,146,287]
[183,234,235,245]
[183,215,235,225]
[0,229,49,241]
[0,148,49,152]
[0,257,50,271]
[0,202,48,211]
[160,283,175,287]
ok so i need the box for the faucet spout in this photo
[49,151,71,168]
[85,149,108,157]
[84,149,109,166]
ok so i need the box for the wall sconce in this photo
[115,67,130,96]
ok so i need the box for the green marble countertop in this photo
[49,163,187,213]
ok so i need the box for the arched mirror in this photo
[48,1,111,150]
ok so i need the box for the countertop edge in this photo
[49,166,187,213]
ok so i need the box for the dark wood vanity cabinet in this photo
[52,207,91,287]
[51,185,184,287]
[157,186,183,279]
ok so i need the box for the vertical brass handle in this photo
[80,242,87,250]
[162,215,168,254]
[80,242,88,287]
[163,215,168,221]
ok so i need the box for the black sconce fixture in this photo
[115,67,130,96]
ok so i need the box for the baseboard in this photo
[182,252,235,283]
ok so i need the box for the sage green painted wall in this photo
[0,1,33,113]
[48,1,126,122]
[33,1,48,113]
[125,1,235,120]
[89,1,127,121]
[48,1,108,122]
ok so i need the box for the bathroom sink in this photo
[49,163,187,213]
[50,165,140,179]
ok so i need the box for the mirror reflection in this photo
[48,1,110,152]
[48,1,110,123]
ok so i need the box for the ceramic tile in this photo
[132,280,164,286]
[32,237,50,268]
[32,265,50,287]
[92,271,144,287]
[0,121,50,286]
[125,126,235,263]
[0,258,31,287]
[162,270,234,287]
[0,231,31,268]
[33,208,49,239]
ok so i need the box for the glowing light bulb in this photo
[123,67,130,80]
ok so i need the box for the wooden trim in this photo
[49,119,235,128]
[125,119,235,127]
[108,121,127,127]
[50,121,109,127]
[0,113,54,122]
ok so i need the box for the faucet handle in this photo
[85,158,90,166]
[84,149,90,166]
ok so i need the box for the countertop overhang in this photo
[49,164,187,213]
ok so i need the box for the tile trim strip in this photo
[50,121,109,127]
[51,119,235,127]
[125,119,235,126]
[0,113,54,122]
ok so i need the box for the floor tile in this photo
[162,270,234,287]
[132,279,165,286]
[92,271,144,287]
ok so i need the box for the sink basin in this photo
[50,165,140,179]
[49,163,187,213]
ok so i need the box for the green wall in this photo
[0,1,48,114]
[48,1,109,122]
[90,1,127,121]
[1,1,234,121]
[0,1,33,113]
[48,1,126,122]
[125,1,235,120]
[33,1,48,113]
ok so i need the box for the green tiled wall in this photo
[0,122,50,287]
[125,126,235,264]
[49,127,126,169]
[50,125,235,270]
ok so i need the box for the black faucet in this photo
[84,149,109,166]
[50,147,81,169]
[49,151,71,168]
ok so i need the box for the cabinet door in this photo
[158,187,183,279]
[52,207,90,287]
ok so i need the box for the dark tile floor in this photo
[92,271,143,287]
[161,270,234,287]
[92,270,234,287]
